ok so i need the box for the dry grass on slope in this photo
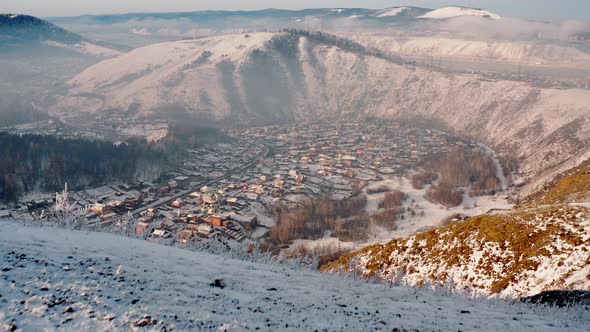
[321,206,590,296]
[522,159,590,206]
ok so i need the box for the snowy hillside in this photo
[373,7,429,19]
[419,6,501,20]
[0,14,121,57]
[0,221,588,331]
[0,14,82,44]
[356,35,590,66]
[52,31,590,192]
[42,40,122,57]
[323,205,590,298]
[376,7,412,17]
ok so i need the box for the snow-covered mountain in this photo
[48,6,498,28]
[49,7,429,26]
[46,6,427,47]
[419,6,501,20]
[374,6,430,19]
[0,221,587,331]
[0,14,121,57]
[0,14,82,44]
[355,35,590,66]
[323,205,590,297]
[376,7,412,17]
[53,31,590,191]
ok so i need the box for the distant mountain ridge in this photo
[0,14,83,44]
[47,5,502,26]
[47,7,430,24]
[45,6,504,49]
[0,14,121,57]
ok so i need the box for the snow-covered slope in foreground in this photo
[419,6,501,20]
[1,222,587,331]
[323,205,590,298]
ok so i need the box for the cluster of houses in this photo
[132,184,259,244]
[1,118,488,248]
[179,142,265,181]
[226,120,475,203]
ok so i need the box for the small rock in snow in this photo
[211,279,226,289]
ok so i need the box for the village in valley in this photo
[0,118,499,250]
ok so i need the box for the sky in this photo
[1,0,589,20]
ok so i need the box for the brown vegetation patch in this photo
[321,206,589,294]
[420,149,502,195]
[411,170,438,190]
[366,185,392,195]
[378,191,406,209]
[426,182,464,207]
[523,158,590,205]
[268,195,368,246]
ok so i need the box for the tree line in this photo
[0,133,169,203]
[268,194,369,248]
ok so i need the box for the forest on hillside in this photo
[0,96,49,127]
[0,122,231,203]
[0,133,169,203]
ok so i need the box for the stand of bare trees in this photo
[268,194,369,247]
[411,171,438,190]
[411,148,503,199]
[372,191,407,229]
[426,182,464,207]
[366,185,392,195]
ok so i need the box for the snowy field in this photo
[364,176,513,240]
[290,175,513,254]
[0,221,587,331]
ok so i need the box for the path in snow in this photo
[477,143,509,191]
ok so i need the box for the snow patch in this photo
[420,6,501,20]
[43,41,122,57]
[377,7,409,17]
[130,28,151,36]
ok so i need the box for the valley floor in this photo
[0,221,587,331]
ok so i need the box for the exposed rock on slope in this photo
[53,31,590,188]
[322,205,590,297]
